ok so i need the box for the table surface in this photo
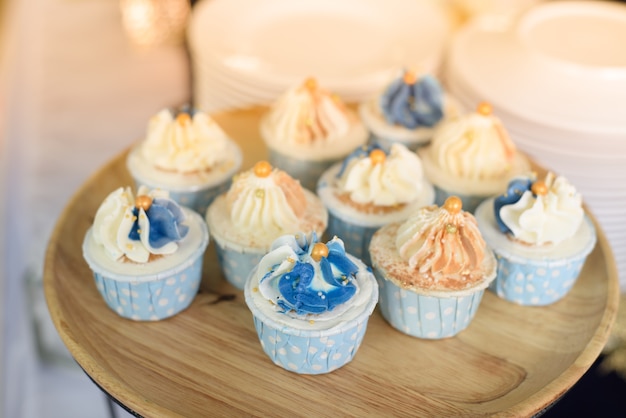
[44,107,620,417]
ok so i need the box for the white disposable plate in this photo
[188,0,450,99]
[446,1,626,135]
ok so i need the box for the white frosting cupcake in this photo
[127,107,242,214]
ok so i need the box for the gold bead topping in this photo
[531,180,548,196]
[135,195,153,211]
[253,160,272,178]
[444,196,462,214]
[477,102,492,116]
[176,112,191,125]
[369,149,386,165]
[403,70,417,85]
[310,243,329,262]
[304,77,318,91]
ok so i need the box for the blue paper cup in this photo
[212,240,265,290]
[244,260,379,374]
[83,210,209,321]
[433,185,489,214]
[325,213,379,266]
[374,270,487,339]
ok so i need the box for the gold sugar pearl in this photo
[444,196,462,214]
[310,243,329,262]
[403,70,417,85]
[253,160,272,178]
[304,77,318,91]
[176,112,191,125]
[476,102,493,116]
[135,195,153,211]
[531,180,548,196]
[369,149,386,165]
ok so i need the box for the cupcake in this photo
[82,186,209,320]
[474,172,597,306]
[206,161,328,290]
[369,196,497,339]
[418,102,530,213]
[126,106,242,215]
[244,232,379,374]
[317,143,435,264]
[260,77,368,191]
[359,69,462,151]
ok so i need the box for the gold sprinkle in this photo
[446,223,457,234]
[255,189,265,198]
[309,320,315,325]
[253,287,258,293]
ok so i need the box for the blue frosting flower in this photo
[128,197,189,248]
[380,73,444,129]
[493,178,533,233]
[260,233,359,315]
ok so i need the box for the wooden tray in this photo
[44,107,620,417]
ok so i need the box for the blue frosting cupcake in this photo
[244,232,378,374]
[359,69,462,151]
[475,172,597,306]
[82,186,209,320]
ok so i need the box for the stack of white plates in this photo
[187,0,451,112]
[445,0,626,291]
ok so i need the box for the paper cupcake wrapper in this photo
[375,270,485,339]
[93,256,203,321]
[132,177,231,216]
[433,185,488,214]
[213,241,264,290]
[326,213,379,265]
[489,250,591,306]
[267,149,337,192]
[251,316,369,374]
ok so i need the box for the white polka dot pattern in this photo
[214,243,264,290]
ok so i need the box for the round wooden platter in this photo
[44,107,620,417]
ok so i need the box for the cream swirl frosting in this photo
[336,144,425,207]
[429,103,517,180]
[395,197,489,286]
[263,78,359,146]
[92,186,189,263]
[140,108,232,173]
[495,173,584,245]
[226,161,306,235]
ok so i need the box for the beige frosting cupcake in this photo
[206,161,328,289]
[418,102,530,212]
[260,78,368,191]
[370,196,497,338]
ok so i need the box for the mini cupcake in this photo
[359,69,462,151]
[369,196,497,339]
[260,78,368,191]
[244,232,379,374]
[126,106,242,215]
[317,143,435,264]
[418,102,530,213]
[474,172,597,306]
[206,161,328,290]
[82,186,209,321]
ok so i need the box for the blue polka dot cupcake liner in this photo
[325,213,379,266]
[267,148,337,192]
[433,186,489,214]
[489,245,595,306]
[212,241,265,290]
[131,178,231,217]
[374,270,487,339]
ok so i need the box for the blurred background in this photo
[1,0,625,417]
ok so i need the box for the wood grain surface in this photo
[44,107,620,417]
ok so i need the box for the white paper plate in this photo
[188,0,450,102]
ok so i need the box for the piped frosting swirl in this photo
[395,197,488,286]
[92,186,189,263]
[380,70,444,129]
[226,161,306,235]
[257,233,359,317]
[494,172,584,245]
